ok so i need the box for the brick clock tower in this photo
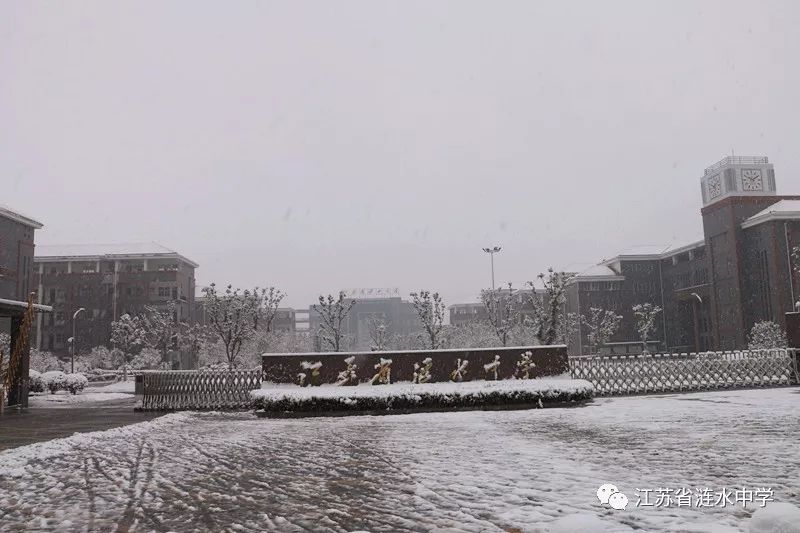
[700,156,800,350]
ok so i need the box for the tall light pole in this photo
[71,307,86,373]
[482,246,502,291]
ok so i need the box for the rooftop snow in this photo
[574,264,623,278]
[35,242,199,267]
[742,199,800,228]
[0,204,43,229]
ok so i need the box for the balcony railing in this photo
[704,156,769,175]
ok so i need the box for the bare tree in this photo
[480,282,520,346]
[366,315,390,351]
[632,303,662,354]
[253,287,286,332]
[526,268,573,346]
[110,313,146,380]
[410,290,446,349]
[583,307,623,353]
[202,283,261,369]
[313,291,356,352]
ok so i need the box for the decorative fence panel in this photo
[569,349,799,396]
[137,369,262,411]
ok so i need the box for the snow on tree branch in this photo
[410,290,446,349]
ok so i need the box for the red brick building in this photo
[33,243,198,359]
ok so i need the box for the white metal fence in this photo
[569,349,799,396]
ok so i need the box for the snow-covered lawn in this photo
[26,380,135,407]
[252,378,594,414]
[1,387,799,532]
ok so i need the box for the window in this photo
[158,286,171,297]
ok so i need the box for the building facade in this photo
[567,156,800,354]
[308,288,422,351]
[0,205,41,302]
[1,205,47,407]
[33,243,198,357]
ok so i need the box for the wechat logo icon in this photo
[597,484,629,510]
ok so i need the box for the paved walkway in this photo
[0,397,162,452]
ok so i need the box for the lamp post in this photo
[482,246,502,291]
[71,307,86,373]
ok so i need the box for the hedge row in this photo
[29,370,89,395]
[251,379,595,417]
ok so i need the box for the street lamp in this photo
[482,246,502,291]
[71,307,86,373]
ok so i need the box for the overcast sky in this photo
[2,1,799,309]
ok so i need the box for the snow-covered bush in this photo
[747,321,788,350]
[516,351,536,379]
[130,347,163,370]
[42,371,67,394]
[335,356,358,386]
[28,369,45,393]
[483,355,501,380]
[251,379,596,415]
[413,357,433,384]
[29,349,63,373]
[300,361,322,386]
[450,358,468,382]
[64,373,89,395]
[370,358,392,385]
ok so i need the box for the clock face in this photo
[742,169,763,191]
[708,174,722,198]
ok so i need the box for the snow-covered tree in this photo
[202,283,261,370]
[525,268,574,346]
[516,350,536,379]
[141,301,182,366]
[481,283,521,347]
[410,290,446,349]
[747,321,788,350]
[28,349,62,373]
[335,356,358,386]
[443,322,500,349]
[632,303,662,354]
[583,307,623,353]
[110,313,146,380]
[313,291,356,352]
[450,358,469,382]
[252,287,286,332]
[484,355,501,380]
[258,331,313,354]
[180,323,210,366]
[366,315,390,351]
[130,347,164,370]
[85,346,115,369]
[413,357,433,384]
[370,358,392,385]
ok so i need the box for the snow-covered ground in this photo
[1,387,799,532]
[26,380,136,407]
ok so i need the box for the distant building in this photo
[33,242,198,359]
[308,288,422,351]
[450,287,544,327]
[193,295,296,333]
[567,156,800,354]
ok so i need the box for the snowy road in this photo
[1,387,798,532]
